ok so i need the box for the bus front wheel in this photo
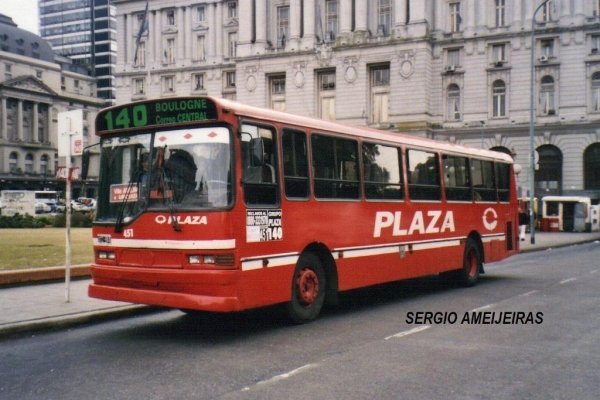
[458,238,481,287]
[286,253,326,323]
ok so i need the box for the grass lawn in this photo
[0,228,93,271]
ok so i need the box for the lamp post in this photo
[529,0,551,245]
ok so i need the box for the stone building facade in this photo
[0,14,104,193]
[114,0,600,201]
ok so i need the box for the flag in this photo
[133,1,149,65]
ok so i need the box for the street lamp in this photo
[529,0,551,245]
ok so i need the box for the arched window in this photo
[535,144,562,195]
[24,153,34,174]
[447,84,461,121]
[40,154,49,175]
[540,75,555,115]
[591,72,600,112]
[9,152,18,173]
[492,80,506,117]
[584,143,600,190]
[490,146,513,158]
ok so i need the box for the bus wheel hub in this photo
[297,268,319,306]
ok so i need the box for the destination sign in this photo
[96,97,218,133]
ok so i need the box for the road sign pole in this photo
[65,131,72,303]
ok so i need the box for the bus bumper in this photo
[88,265,242,312]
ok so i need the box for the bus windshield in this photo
[95,126,232,223]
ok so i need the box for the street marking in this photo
[241,364,318,391]
[385,325,431,340]
[519,290,539,297]
[470,304,495,312]
[560,278,577,284]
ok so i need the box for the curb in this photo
[519,238,600,253]
[0,265,90,286]
[0,304,160,339]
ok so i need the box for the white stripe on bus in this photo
[93,238,236,250]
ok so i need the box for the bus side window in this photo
[363,142,403,200]
[443,154,471,201]
[495,162,511,202]
[471,159,497,202]
[407,149,440,201]
[282,129,309,199]
[311,134,359,200]
[241,123,279,206]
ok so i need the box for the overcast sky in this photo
[0,0,39,34]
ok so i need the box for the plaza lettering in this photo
[373,210,455,238]
[155,215,207,225]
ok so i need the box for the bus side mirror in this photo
[250,137,265,166]
[81,149,90,180]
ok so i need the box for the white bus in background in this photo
[0,190,60,216]
[541,196,596,232]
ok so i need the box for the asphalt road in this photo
[1,243,599,400]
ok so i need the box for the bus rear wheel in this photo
[458,238,481,287]
[286,253,326,323]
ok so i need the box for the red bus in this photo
[88,96,519,322]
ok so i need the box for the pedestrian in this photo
[518,206,528,241]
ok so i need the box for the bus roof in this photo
[542,196,591,203]
[214,97,513,163]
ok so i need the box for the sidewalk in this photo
[1,231,600,338]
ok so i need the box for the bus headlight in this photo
[98,251,116,260]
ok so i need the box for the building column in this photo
[354,0,368,43]
[524,0,533,27]
[289,0,302,49]
[32,102,39,142]
[338,0,352,44]
[207,5,216,60]
[394,0,407,38]
[17,100,23,142]
[407,0,427,37]
[154,10,162,67]
[476,0,486,32]
[301,0,315,49]
[255,0,267,45]
[574,0,584,25]
[215,2,223,60]
[512,0,522,31]
[237,0,252,57]
[0,97,6,139]
[127,13,134,66]
[177,7,185,62]
[465,0,476,36]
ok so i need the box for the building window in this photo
[535,144,562,195]
[164,38,176,64]
[494,0,506,27]
[377,0,391,36]
[277,6,289,47]
[447,84,461,121]
[195,35,206,61]
[40,154,49,175]
[133,78,145,95]
[228,1,237,19]
[449,2,461,33]
[584,143,600,190]
[370,65,390,124]
[492,80,506,117]
[540,75,556,115]
[318,70,336,121]
[228,32,237,58]
[325,0,338,41]
[592,72,600,112]
[591,35,600,54]
[541,1,552,22]
[9,152,18,173]
[191,73,204,91]
[166,9,176,26]
[25,153,34,174]
[225,71,236,89]
[492,44,506,63]
[163,76,175,93]
[269,75,286,111]
[541,39,554,58]
[135,41,145,66]
[4,63,12,80]
[447,48,461,68]
[195,5,205,23]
